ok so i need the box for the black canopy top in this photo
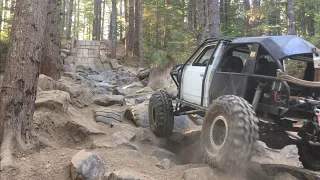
[229,35,318,61]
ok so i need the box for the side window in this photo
[193,46,216,66]
[254,46,279,77]
[217,45,249,73]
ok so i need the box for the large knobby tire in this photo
[149,90,174,137]
[297,144,320,171]
[200,95,259,171]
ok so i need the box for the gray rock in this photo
[57,78,93,108]
[94,95,125,107]
[137,69,150,80]
[155,158,172,170]
[70,150,105,180]
[63,72,83,84]
[261,164,320,180]
[150,147,180,165]
[37,74,57,91]
[109,59,123,69]
[134,128,167,147]
[183,166,251,180]
[273,172,299,180]
[86,75,104,82]
[104,168,154,180]
[35,90,70,112]
[113,87,128,96]
[118,77,140,86]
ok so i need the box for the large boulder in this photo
[137,69,150,80]
[57,78,93,108]
[37,74,57,91]
[70,150,105,180]
[150,147,180,165]
[94,95,125,107]
[105,168,155,180]
[35,90,70,112]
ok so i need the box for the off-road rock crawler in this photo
[149,35,320,171]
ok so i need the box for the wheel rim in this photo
[210,115,228,149]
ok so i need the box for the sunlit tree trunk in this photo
[134,0,143,59]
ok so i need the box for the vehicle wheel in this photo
[297,144,320,171]
[200,95,259,170]
[149,90,174,137]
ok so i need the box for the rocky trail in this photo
[1,40,320,180]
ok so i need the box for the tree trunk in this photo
[180,0,185,22]
[134,0,142,59]
[101,0,106,40]
[124,0,129,56]
[208,0,220,37]
[108,12,112,40]
[40,0,62,81]
[187,0,194,32]
[128,0,135,54]
[93,0,102,40]
[197,0,207,44]
[76,0,80,39]
[243,0,250,36]
[110,0,117,59]
[0,0,48,167]
[61,0,66,36]
[286,0,295,35]
[220,0,223,25]
[0,0,3,36]
[119,0,123,39]
[66,0,73,40]
[155,0,160,49]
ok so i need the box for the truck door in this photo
[180,43,217,105]
[208,43,259,103]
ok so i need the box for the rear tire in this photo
[297,144,320,171]
[200,95,259,170]
[148,90,174,137]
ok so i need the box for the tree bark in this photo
[61,0,66,36]
[134,0,142,59]
[101,0,106,40]
[124,0,129,56]
[197,0,208,44]
[243,0,250,36]
[0,0,48,167]
[119,0,123,39]
[287,0,295,35]
[187,0,194,32]
[40,0,62,81]
[66,0,73,40]
[110,0,117,59]
[93,0,102,40]
[76,0,80,39]
[128,0,135,54]
[0,0,3,36]
[208,0,220,37]
[155,0,160,49]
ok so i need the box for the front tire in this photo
[297,144,320,171]
[148,90,174,137]
[200,95,259,170]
